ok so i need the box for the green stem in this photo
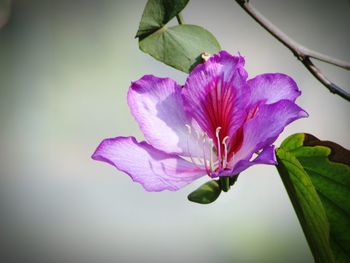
[219,177,230,192]
[219,174,239,192]
[176,13,184,25]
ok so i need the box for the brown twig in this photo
[235,0,350,102]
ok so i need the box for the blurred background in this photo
[0,0,349,262]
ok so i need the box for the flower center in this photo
[185,124,230,177]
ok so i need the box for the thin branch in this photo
[235,0,350,102]
[302,57,350,101]
[303,48,350,70]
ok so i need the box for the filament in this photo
[209,138,214,171]
[185,124,199,168]
[195,130,203,164]
[185,124,224,176]
[202,133,210,175]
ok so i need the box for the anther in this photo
[215,127,222,137]
[196,130,201,140]
[202,132,207,142]
[185,124,192,134]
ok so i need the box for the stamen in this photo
[194,127,202,164]
[222,136,230,168]
[185,124,200,168]
[185,124,219,177]
[202,133,210,175]
[209,138,214,171]
[215,127,222,168]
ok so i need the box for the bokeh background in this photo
[0,0,349,262]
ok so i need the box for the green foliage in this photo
[188,176,239,204]
[136,0,221,72]
[139,24,220,73]
[188,180,221,204]
[136,0,189,38]
[276,133,350,263]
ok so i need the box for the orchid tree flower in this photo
[92,51,307,192]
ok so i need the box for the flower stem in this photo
[219,177,231,192]
[219,174,240,192]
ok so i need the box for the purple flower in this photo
[92,51,308,191]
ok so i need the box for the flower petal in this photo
[247,73,301,105]
[211,145,276,177]
[92,136,206,191]
[231,100,308,168]
[230,145,277,175]
[182,51,249,149]
[128,75,194,155]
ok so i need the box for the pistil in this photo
[222,136,230,168]
[215,127,222,169]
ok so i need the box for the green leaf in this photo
[136,0,189,39]
[136,0,221,72]
[188,180,221,204]
[139,24,221,73]
[276,133,350,263]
